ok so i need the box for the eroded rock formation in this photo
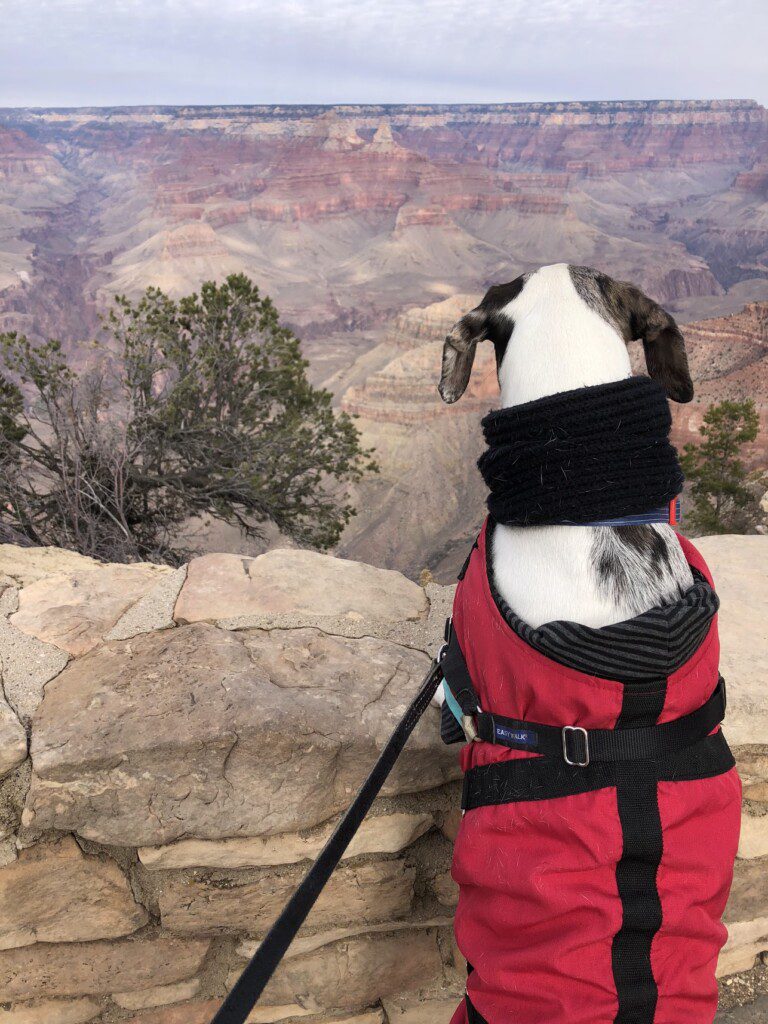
[2,100,768,348]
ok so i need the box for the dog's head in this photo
[438,264,693,405]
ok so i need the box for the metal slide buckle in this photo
[562,725,590,767]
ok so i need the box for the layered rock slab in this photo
[0,1000,101,1024]
[0,933,209,1000]
[24,623,458,845]
[0,701,26,779]
[160,859,415,935]
[173,549,428,624]
[261,931,444,1013]
[679,536,767,749]
[0,835,147,949]
[139,811,433,869]
[10,564,172,656]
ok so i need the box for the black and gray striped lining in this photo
[485,521,719,683]
[440,530,719,744]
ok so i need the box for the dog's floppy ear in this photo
[438,309,488,403]
[603,277,693,403]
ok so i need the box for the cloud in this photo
[0,0,765,107]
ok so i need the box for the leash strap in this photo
[441,623,726,766]
[208,657,444,1024]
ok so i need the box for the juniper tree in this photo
[0,274,375,563]
[681,398,760,535]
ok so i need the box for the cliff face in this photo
[1,99,767,347]
[0,536,766,1022]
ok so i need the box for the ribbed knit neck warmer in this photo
[478,376,684,527]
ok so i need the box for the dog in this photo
[439,262,694,629]
[435,264,741,1024]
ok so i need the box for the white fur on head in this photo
[496,263,632,408]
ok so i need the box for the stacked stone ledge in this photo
[0,537,764,1023]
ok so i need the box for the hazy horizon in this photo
[0,0,766,109]
[0,98,765,112]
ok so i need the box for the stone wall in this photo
[0,536,765,1024]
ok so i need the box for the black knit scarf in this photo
[478,376,684,527]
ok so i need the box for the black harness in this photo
[440,620,726,767]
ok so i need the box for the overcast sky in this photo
[0,0,766,108]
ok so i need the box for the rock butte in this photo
[0,537,765,1020]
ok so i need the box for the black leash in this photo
[209,656,444,1024]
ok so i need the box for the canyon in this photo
[1,100,768,573]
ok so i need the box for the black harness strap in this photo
[440,624,726,767]
[462,730,735,810]
[208,658,444,1024]
[475,679,725,764]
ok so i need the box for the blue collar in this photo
[572,498,681,528]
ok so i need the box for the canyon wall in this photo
[1,99,767,351]
[0,535,766,1023]
[1,99,768,577]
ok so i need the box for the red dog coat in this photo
[446,521,741,1024]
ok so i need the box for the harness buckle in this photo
[562,725,590,767]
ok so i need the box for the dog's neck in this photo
[490,270,692,630]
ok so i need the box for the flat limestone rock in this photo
[25,623,457,846]
[738,751,768,803]
[325,1015,385,1024]
[0,547,105,587]
[725,856,768,924]
[694,536,768,748]
[160,859,415,935]
[244,1008,313,1024]
[262,930,444,1014]
[0,701,26,780]
[236,916,454,960]
[0,933,209,1001]
[173,549,427,624]
[0,835,147,949]
[718,916,768,977]
[122,1004,220,1024]
[138,811,433,870]
[0,999,101,1024]
[120,1004,364,1024]
[11,564,171,656]
[738,813,768,859]
[112,978,201,1010]
[383,998,462,1024]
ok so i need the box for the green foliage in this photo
[0,274,376,562]
[680,398,761,535]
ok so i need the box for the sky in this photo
[0,0,766,108]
